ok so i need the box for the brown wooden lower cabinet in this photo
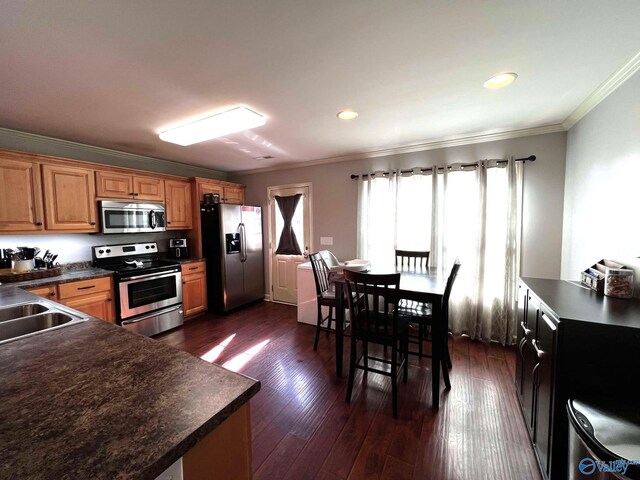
[182,262,207,318]
[61,291,114,323]
[27,285,58,301]
[28,277,115,323]
[183,403,252,480]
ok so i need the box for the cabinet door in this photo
[183,272,207,317]
[515,283,527,400]
[0,157,44,232]
[27,285,57,301]
[521,293,539,434]
[165,180,193,230]
[133,175,165,202]
[199,182,224,203]
[62,291,115,323]
[223,186,245,205]
[96,171,133,199]
[42,164,98,232]
[532,311,557,478]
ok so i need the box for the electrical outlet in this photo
[320,237,334,246]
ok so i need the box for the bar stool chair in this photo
[397,260,461,388]
[344,270,410,418]
[309,252,342,350]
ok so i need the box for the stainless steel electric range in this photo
[92,242,183,336]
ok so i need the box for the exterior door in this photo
[268,184,311,304]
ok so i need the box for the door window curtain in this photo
[356,159,523,345]
[274,194,303,255]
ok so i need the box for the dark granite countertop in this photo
[0,315,260,480]
[521,277,640,330]
[0,281,260,479]
[1,267,113,290]
[163,256,206,265]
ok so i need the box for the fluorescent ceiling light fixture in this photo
[483,72,518,89]
[159,106,266,146]
[337,110,359,120]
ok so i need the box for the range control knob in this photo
[145,245,150,249]
[98,249,104,254]
[106,249,111,253]
[150,245,156,249]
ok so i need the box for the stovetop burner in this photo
[92,242,180,276]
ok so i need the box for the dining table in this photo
[330,265,450,409]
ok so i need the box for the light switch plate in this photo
[320,236,334,246]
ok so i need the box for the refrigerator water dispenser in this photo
[226,233,241,254]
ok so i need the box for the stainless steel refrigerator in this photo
[201,202,265,313]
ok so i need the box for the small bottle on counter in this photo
[604,268,634,299]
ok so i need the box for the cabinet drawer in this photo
[182,262,206,275]
[58,277,112,299]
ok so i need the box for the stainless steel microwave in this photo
[100,201,166,234]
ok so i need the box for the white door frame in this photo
[267,182,313,303]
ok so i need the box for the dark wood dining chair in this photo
[344,270,409,418]
[309,252,342,350]
[397,260,461,389]
[395,250,430,269]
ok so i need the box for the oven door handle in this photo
[119,270,180,283]
[121,304,183,325]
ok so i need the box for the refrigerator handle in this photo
[239,223,247,262]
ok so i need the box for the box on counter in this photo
[580,259,626,294]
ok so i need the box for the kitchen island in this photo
[0,287,260,480]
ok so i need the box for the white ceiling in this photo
[1,1,639,172]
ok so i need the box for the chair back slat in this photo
[309,252,331,296]
[395,250,430,269]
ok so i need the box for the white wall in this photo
[561,70,640,289]
[234,131,567,291]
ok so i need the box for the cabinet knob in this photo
[49,292,55,297]
[133,193,139,196]
[36,222,43,226]
[107,298,112,302]
[167,221,171,224]
[90,222,96,225]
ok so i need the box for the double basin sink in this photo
[0,301,87,344]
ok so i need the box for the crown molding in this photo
[0,127,228,180]
[563,50,640,130]
[235,124,566,176]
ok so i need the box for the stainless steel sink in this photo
[0,302,87,345]
[0,303,49,322]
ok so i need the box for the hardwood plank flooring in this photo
[156,301,542,480]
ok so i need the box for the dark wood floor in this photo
[156,301,542,480]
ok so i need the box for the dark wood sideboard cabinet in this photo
[515,278,640,480]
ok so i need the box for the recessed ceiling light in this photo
[159,106,266,146]
[337,110,359,120]
[483,72,518,89]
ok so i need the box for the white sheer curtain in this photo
[356,159,523,345]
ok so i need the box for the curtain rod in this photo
[349,155,536,180]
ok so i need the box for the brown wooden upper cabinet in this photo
[197,179,245,205]
[96,171,165,202]
[165,179,192,230]
[42,164,99,232]
[0,156,45,232]
[223,185,245,205]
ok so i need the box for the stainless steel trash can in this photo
[567,398,640,480]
